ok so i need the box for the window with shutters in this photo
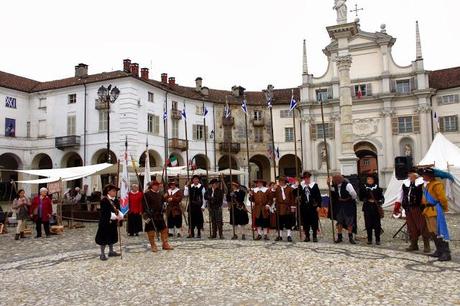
[285,127,294,142]
[396,80,410,94]
[280,110,292,118]
[254,127,264,143]
[172,120,179,138]
[68,94,77,104]
[148,92,154,102]
[99,111,108,131]
[316,89,329,102]
[147,114,159,135]
[440,115,458,132]
[253,110,262,120]
[353,84,367,97]
[193,124,207,140]
[316,123,332,139]
[398,116,413,133]
[439,94,460,105]
[38,120,47,137]
[67,113,76,135]
[38,97,47,109]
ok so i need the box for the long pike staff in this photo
[181,102,192,236]
[115,158,122,259]
[264,85,280,238]
[202,102,212,238]
[241,95,255,239]
[319,92,335,241]
[224,97,236,239]
[290,90,302,241]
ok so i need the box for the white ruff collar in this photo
[253,187,268,193]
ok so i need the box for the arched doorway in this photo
[0,153,22,200]
[218,154,239,183]
[249,154,271,182]
[61,152,83,189]
[354,142,378,181]
[139,150,161,187]
[92,149,117,187]
[192,154,210,170]
[32,153,53,191]
[278,154,302,178]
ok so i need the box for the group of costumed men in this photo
[95,167,452,262]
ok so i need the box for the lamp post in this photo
[97,84,120,168]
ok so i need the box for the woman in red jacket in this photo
[127,184,143,236]
[31,187,53,238]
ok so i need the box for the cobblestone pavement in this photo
[1,210,460,305]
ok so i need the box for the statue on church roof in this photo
[334,0,347,24]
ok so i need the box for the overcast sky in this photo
[1,0,459,91]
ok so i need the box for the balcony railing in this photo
[219,142,240,154]
[55,135,80,150]
[222,116,234,126]
[171,109,182,120]
[169,138,188,151]
[252,118,265,127]
[95,99,109,110]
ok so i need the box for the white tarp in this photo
[149,167,219,178]
[218,169,245,175]
[383,133,460,212]
[16,163,113,184]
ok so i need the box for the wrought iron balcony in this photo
[222,116,234,126]
[171,109,182,120]
[252,118,265,127]
[219,142,240,154]
[55,135,80,150]
[95,99,109,110]
[169,138,188,151]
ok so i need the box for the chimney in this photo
[75,63,88,78]
[168,77,176,86]
[231,85,239,97]
[195,77,203,92]
[201,86,209,96]
[130,63,139,77]
[123,59,131,72]
[141,68,149,80]
[161,73,168,84]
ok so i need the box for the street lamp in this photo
[97,84,120,165]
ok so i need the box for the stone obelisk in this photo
[327,0,358,175]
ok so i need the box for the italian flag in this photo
[169,156,178,167]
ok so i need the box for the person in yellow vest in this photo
[418,167,451,261]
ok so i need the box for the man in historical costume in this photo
[395,168,430,252]
[419,168,451,261]
[143,180,173,252]
[298,171,322,242]
[205,179,225,239]
[328,174,358,244]
[164,180,184,238]
[272,177,296,242]
[249,179,271,240]
[95,184,124,261]
[227,181,249,240]
[184,175,205,238]
[359,174,384,245]
[127,184,143,236]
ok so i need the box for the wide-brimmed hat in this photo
[418,167,435,177]
[103,184,119,195]
[192,174,201,180]
[209,178,220,185]
[168,179,177,187]
[150,180,160,186]
[302,171,312,179]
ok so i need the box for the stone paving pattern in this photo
[1,209,460,305]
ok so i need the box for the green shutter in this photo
[392,117,399,135]
[413,116,420,133]
[310,124,317,141]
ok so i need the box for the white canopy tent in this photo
[383,133,460,212]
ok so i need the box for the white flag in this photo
[143,150,151,191]
[119,149,130,215]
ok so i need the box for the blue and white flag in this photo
[434,112,439,130]
[181,108,187,119]
[163,109,167,121]
[203,106,209,117]
[289,95,297,112]
[276,147,280,159]
[224,103,231,118]
[241,99,248,114]
[267,97,273,109]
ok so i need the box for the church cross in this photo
[350,3,363,17]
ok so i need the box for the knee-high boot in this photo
[146,231,158,252]
[161,229,173,250]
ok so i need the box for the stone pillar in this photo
[381,103,395,168]
[331,111,341,171]
[416,103,431,155]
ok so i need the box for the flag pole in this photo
[225,96,236,239]
[163,98,169,182]
[183,101,192,236]
[319,93,335,241]
[203,101,212,238]
[291,90,302,241]
[243,95,255,240]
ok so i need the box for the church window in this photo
[396,80,411,94]
[398,116,413,133]
[285,127,294,142]
[440,115,458,132]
